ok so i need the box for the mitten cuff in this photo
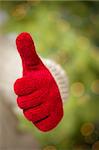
[43,59,69,102]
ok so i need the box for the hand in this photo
[14,32,63,132]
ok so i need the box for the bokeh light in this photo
[81,122,95,136]
[12,4,27,20]
[71,82,85,97]
[91,80,99,94]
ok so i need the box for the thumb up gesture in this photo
[14,32,63,132]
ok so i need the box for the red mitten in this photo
[14,32,63,132]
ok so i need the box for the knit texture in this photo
[14,32,63,132]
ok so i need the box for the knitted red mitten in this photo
[14,32,63,132]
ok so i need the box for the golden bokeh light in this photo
[81,122,95,136]
[71,82,85,97]
[92,141,99,150]
[91,80,99,94]
[43,145,57,150]
[12,4,27,19]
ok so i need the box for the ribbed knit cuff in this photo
[43,59,69,102]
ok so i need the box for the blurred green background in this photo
[0,1,99,150]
